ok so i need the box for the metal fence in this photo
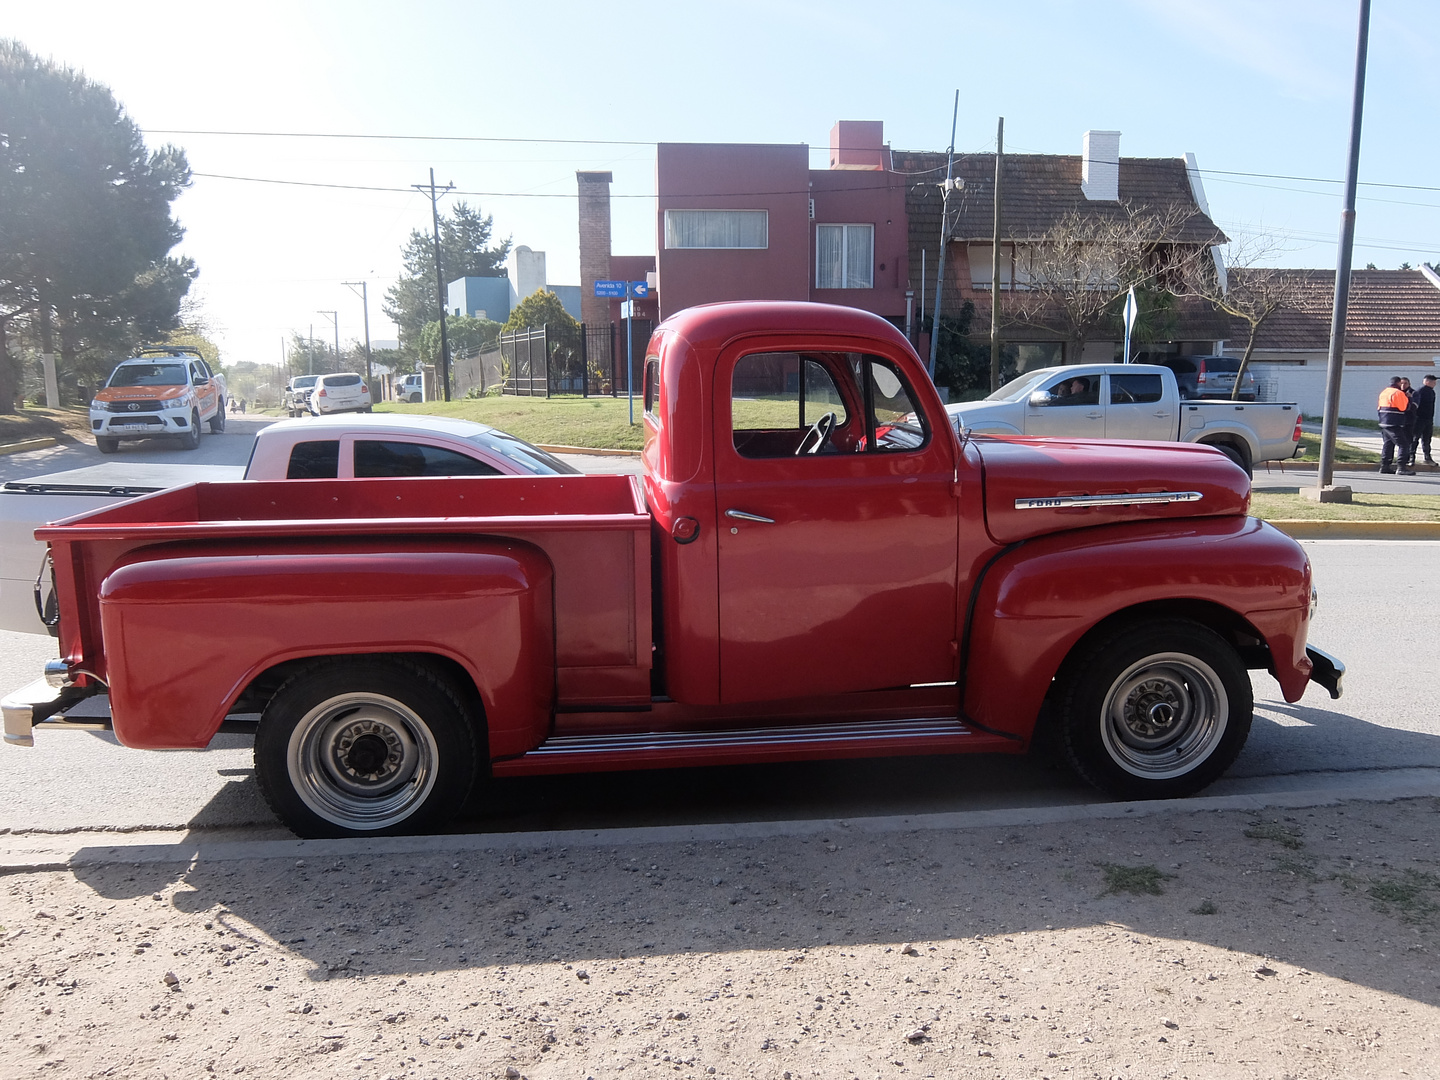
[498,320,653,397]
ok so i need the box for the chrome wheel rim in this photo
[287,692,439,830]
[1099,652,1228,779]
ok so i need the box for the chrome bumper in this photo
[2,678,109,747]
[1305,645,1344,700]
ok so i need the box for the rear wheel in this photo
[254,657,480,838]
[1057,618,1252,800]
[1210,442,1251,477]
[209,402,226,433]
[96,436,119,454]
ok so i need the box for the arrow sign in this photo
[631,281,649,298]
[1122,286,1139,365]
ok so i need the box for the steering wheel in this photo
[795,412,837,455]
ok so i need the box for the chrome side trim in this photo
[725,509,776,524]
[529,717,971,757]
[1014,491,1204,510]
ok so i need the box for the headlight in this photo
[162,394,194,411]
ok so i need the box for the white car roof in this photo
[259,414,501,441]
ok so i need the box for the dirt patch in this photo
[0,405,90,445]
[2,797,1438,1078]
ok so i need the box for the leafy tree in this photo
[502,289,579,335]
[0,40,195,410]
[382,202,511,353]
[419,314,499,366]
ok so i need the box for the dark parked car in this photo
[1154,355,1257,401]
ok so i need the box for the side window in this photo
[731,352,848,458]
[643,356,660,417]
[190,362,206,385]
[863,357,928,452]
[286,440,340,479]
[355,441,502,477]
[1110,373,1164,404]
[1042,374,1099,406]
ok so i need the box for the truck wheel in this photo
[254,657,479,838]
[1212,442,1251,477]
[96,436,119,454]
[1057,619,1252,800]
[209,402,226,433]
[180,410,201,450]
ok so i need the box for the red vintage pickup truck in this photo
[4,302,1342,838]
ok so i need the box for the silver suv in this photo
[283,375,319,417]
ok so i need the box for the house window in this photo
[664,210,768,249]
[816,224,874,289]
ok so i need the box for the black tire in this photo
[1056,618,1252,800]
[96,435,119,454]
[408,392,422,404]
[1211,442,1251,477]
[180,410,201,450]
[254,656,480,838]
[209,402,226,433]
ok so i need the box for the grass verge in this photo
[1250,490,1440,522]
[1292,431,1379,463]
[374,397,645,450]
[0,405,90,444]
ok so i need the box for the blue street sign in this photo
[631,281,649,298]
[594,280,627,298]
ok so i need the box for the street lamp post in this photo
[343,281,373,397]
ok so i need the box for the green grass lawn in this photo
[374,396,647,449]
[1292,431,1379,463]
[1250,490,1440,522]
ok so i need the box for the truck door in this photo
[714,344,960,705]
[1104,371,1173,440]
[1023,370,1104,437]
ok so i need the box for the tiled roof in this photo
[1241,269,1440,352]
[893,151,1225,245]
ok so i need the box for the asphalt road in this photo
[0,426,1432,838]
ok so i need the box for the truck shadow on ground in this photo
[62,706,1440,1012]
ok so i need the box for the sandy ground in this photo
[1,797,1438,1080]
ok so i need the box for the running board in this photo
[490,716,1015,776]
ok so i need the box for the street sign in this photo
[620,300,634,319]
[631,281,649,298]
[594,280,627,298]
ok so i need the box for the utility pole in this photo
[1314,0,1371,503]
[989,117,1005,392]
[928,90,960,381]
[343,281,373,395]
[308,324,315,376]
[414,168,456,401]
[318,311,339,373]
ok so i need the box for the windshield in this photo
[984,368,1059,402]
[291,376,319,389]
[465,429,580,475]
[108,363,187,388]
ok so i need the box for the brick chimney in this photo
[1081,130,1121,201]
[829,120,888,170]
[576,171,613,328]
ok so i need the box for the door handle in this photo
[1086,411,1102,420]
[725,509,775,524]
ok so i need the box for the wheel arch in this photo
[1195,433,1253,473]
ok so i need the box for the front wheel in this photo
[96,435,119,454]
[209,402,226,433]
[180,410,201,450]
[1056,619,1252,800]
[254,657,480,838]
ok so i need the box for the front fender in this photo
[98,537,555,753]
[963,515,1312,738]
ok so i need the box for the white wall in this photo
[1249,353,1440,418]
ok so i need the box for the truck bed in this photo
[42,473,653,708]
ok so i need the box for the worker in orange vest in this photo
[1378,377,1414,474]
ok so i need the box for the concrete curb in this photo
[538,444,643,457]
[3,768,1436,872]
[1266,519,1440,540]
[0,437,57,455]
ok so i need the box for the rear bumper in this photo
[1305,644,1344,699]
[2,678,107,747]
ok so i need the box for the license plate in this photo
[111,424,154,432]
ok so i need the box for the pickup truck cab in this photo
[89,348,226,453]
[5,302,1341,838]
[944,363,1301,474]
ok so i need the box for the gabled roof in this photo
[1241,269,1440,352]
[894,151,1225,245]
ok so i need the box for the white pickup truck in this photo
[945,364,1302,474]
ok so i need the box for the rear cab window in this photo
[286,441,340,479]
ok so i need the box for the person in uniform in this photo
[1378,377,1413,475]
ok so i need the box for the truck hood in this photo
[973,435,1250,545]
[93,386,189,403]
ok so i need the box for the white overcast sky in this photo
[4,0,1438,365]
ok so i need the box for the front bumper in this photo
[91,410,193,438]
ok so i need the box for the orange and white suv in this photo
[89,348,227,453]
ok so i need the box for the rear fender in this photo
[97,538,555,752]
[963,516,1311,738]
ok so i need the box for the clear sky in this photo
[4,0,1437,366]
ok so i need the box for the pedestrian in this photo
[1377,376,1412,475]
[1399,377,1420,471]
[1415,374,1437,465]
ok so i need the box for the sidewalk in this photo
[3,784,1437,1077]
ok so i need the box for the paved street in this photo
[0,426,1434,838]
